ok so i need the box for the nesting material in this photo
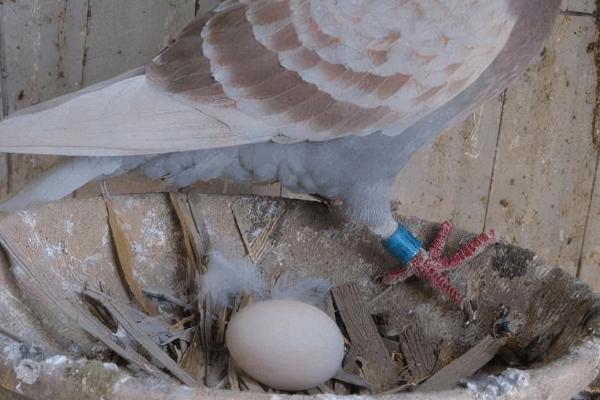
[226,300,345,391]
[331,283,398,392]
[200,251,332,309]
[0,193,598,399]
[200,252,267,307]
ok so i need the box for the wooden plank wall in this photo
[395,0,600,285]
[2,0,87,194]
[0,0,211,195]
[0,1,7,200]
[486,6,598,276]
[1,1,600,288]
[578,0,600,288]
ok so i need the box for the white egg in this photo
[226,299,345,391]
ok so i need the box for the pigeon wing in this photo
[0,0,558,156]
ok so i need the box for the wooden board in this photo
[575,1,600,291]
[566,0,596,13]
[0,3,7,200]
[81,0,196,86]
[580,157,600,289]
[196,0,222,18]
[416,336,505,392]
[483,10,598,276]
[579,68,600,289]
[0,157,5,200]
[73,0,202,197]
[1,0,88,194]
[393,97,504,234]
[331,283,397,392]
[2,1,88,112]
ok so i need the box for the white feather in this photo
[271,272,331,310]
[200,252,268,308]
[199,252,331,310]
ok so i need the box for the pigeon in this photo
[0,0,561,302]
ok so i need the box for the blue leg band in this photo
[383,224,422,265]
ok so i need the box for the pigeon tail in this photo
[0,157,126,212]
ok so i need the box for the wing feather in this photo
[0,0,559,155]
[202,1,394,139]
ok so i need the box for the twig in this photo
[178,328,205,383]
[331,283,397,393]
[377,380,425,395]
[334,369,370,389]
[238,370,267,392]
[369,285,395,307]
[143,289,189,309]
[83,288,198,386]
[101,182,157,316]
[228,357,241,391]
[228,201,284,264]
[230,205,257,263]
[169,314,196,331]
[399,323,437,383]
[169,192,206,280]
[249,210,283,263]
[160,327,194,346]
[0,231,169,381]
[0,326,25,344]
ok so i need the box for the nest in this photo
[0,192,598,399]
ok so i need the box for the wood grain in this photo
[0,223,170,382]
[72,0,202,196]
[399,323,437,383]
[0,2,7,198]
[393,97,503,233]
[391,0,600,282]
[579,160,600,290]
[484,11,598,275]
[103,190,159,316]
[575,0,600,290]
[2,0,88,111]
[0,1,197,198]
[82,0,196,86]
[331,283,397,393]
[565,0,596,13]
[196,0,222,17]
[1,0,88,195]
[417,336,505,392]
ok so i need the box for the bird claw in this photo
[428,220,453,259]
[382,265,413,285]
[438,228,498,271]
[383,221,499,306]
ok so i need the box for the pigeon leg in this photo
[382,221,499,306]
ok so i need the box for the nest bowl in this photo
[0,192,598,399]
